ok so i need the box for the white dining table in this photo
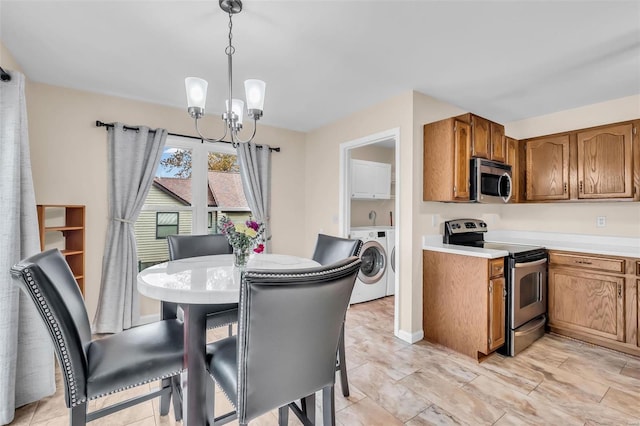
[137,253,320,426]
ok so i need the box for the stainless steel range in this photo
[443,219,548,356]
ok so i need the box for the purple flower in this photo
[246,220,260,231]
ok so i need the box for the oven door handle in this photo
[514,258,547,268]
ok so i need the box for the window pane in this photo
[135,146,193,270]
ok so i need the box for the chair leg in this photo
[171,376,183,422]
[206,375,215,425]
[69,401,87,426]
[337,324,349,397]
[322,386,335,426]
[228,323,233,337]
[278,406,289,426]
[159,377,171,416]
[301,393,315,424]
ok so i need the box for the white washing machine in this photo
[386,229,395,296]
[349,228,388,304]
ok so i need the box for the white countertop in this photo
[423,231,640,258]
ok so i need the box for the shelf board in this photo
[61,249,84,256]
[44,226,84,232]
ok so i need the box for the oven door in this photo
[510,257,547,329]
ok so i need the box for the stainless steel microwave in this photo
[470,158,512,203]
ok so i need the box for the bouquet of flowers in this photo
[219,216,265,258]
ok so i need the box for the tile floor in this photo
[8,296,640,425]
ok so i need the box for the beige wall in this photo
[20,79,306,320]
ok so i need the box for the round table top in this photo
[137,253,320,304]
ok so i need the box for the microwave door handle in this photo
[499,172,513,203]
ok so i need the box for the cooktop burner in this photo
[443,218,545,257]
[458,241,544,255]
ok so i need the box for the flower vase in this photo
[233,247,250,268]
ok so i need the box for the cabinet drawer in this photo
[637,261,640,276]
[549,252,625,274]
[489,258,505,278]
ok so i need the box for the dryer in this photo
[349,228,388,304]
[386,228,395,296]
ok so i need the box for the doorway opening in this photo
[339,128,400,338]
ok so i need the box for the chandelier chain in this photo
[225,10,235,56]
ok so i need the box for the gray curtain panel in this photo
[92,124,167,333]
[237,142,272,251]
[0,71,55,424]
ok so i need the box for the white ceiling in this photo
[1,0,639,133]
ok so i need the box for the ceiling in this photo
[1,1,639,133]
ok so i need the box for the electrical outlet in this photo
[596,216,606,227]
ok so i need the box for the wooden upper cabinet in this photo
[470,115,491,159]
[506,137,521,203]
[490,122,506,163]
[577,123,634,199]
[453,120,472,200]
[525,135,570,201]
[457,113,505,162]
[423,118,471,202]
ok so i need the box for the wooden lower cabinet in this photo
[548,250,640,356]
[423,251,505,360]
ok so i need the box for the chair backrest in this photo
[167,234,233,261]
[10,249,91,408]
[312,233,363,266]
[237,256,361,423]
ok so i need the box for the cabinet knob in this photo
[579,181,583,192]
[564,183,567,193]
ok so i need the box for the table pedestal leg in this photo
[181,304,208,426]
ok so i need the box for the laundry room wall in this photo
[350,145,396,228]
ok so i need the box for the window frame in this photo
[155,211,179,239]
[139,135,250,235]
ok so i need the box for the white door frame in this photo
[339,127,400,338]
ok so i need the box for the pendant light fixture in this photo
[185,0,265,144]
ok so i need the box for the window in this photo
[156,212,178,239]
[134,136,251,270]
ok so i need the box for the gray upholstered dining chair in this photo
[161,233,239,419]
[205,256,362,426]
[312,233,363,398]
[10,249,183,425]
[163,234,238,333]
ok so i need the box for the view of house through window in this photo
[134,136,251,271]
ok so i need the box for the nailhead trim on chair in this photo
[88,369,184,400]
[15,264,184,407]
[244,259,360,280]
[15,264,87,407]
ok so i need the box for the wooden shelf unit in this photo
[36,205,85,295]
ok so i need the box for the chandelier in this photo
[184,0,265,144]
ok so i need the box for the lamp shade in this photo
[226,98,245,125]
[244,79,266,111]
[185,77,208,109]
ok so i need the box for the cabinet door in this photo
[506,137,519,203]
[490,122,506,163]
[525,135,570,201]
[453,120,471,200]
[488,277,506,351]
[471,115,491,159]
[577,123,633,199]
[351,159,375,198]
[372,162,392,199]
[548,267,625,342]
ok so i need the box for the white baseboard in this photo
[396,329,424,344]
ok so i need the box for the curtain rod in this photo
[95,121,280,152]
[0,66,11,82]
